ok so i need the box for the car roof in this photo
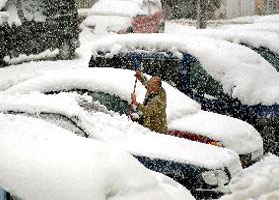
[0,91,241,170]
[89,0,146,18]
[89,33,279,106]
[0,113,194,200]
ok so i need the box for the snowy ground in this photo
[1,16,279,200]
[220,154,279,200]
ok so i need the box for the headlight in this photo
[201,170,229,186]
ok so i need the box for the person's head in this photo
[147,76,162,94]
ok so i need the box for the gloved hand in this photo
[131,93,136,103]
[134,70,141,79]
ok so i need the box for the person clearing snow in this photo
[131,70,167,134]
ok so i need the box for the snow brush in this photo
[129,54,141,120]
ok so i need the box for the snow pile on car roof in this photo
[0,0,7,10]
[221,23,279,34]
[227,14,279,24]
[88,0,147,17]
[0,92,241,170]
[91,33,279,105]
[220,154,279,200]
[0,113,194,200]
[165,23,279,55]
[84,15,132,33]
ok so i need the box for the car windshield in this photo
[0,186,21,200]
[254,47,279,72]
[6,111,88,138]
[189,61,230,100]
[45,89,130,116]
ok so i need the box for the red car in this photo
[84,0,164,34]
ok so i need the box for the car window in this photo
[86,91,130,116]
[189,61,229,99]
[35,113,88,137]
[0,187,21,200]
[140,55,181,88]
[254,47,279,72]
[147,0,161,15]
[45,89,129,116]
[9,111,88,138]
[16,0,47,21]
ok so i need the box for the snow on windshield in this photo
[0,113,194,200]
[90,33,279,105]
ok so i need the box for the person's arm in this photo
[135,70,149,89]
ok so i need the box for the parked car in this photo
[165,25,279,71]
[0,113,194,200]
[88,33,279,155]
[2,68,263,168]
[0,0,80,66]
[83,0,164,34]
[0,91,243,199]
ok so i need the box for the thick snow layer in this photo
[227,14,279,24]
[4,49,59,64]
[169,110,263,155]
[0,11,8,25]
[0,113,194,200]
[165,23,279,55]
[88,0,145,18]
[90,33,279,106]
[1,68,262,155]
[220,154,279,200]
[0,0,7,10]
[84,15,131,33]
[221,23,279,34]
[3,68,201,120]
[0,92,242,171]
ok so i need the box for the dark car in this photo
[89,46,279,156]
[0,0,80,66]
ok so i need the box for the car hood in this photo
[169,110,263,155]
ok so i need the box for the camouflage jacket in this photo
[137,74,167,134]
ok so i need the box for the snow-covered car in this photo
[0,0,80,66]
[0,113,194,200]
[2,68,263,168]
[165,25,279,71]
[88,33,279,155]
[83,0,164,34]
[0,91,242,199]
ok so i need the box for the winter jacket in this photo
[137,74,167,134]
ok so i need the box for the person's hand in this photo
[131,93,136,103]
[134,70,141,79]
